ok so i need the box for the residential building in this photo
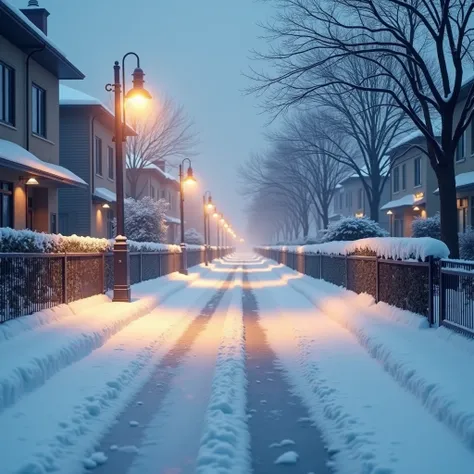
[331,172,390,230]
[126,160,181,243]
[382,131,440,236]
[58,85,135,238]
[0,0,86,233]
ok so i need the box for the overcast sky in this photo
[12,0,274,236]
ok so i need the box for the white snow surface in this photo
[0,263,223,474]
[0,138,86,185]
[262,236,450,260]
[434,170,474,194]
[380,193,423,210]
[250,261,474,473]
[165,214,181,225]
[274,451,299,465]
[196,268,251,474]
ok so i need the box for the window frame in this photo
[31,83,46,137]
[107,146,114,181]
[414,157,422,187]
[95,136,103,176]
[0,181,14,228]
[456,132,466,162]
[402,163,406,191]
[393,166,400,193]
[0,61,15,126]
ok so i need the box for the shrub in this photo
[121,197,168,243]
[411,213,441,239]
[460,227,474,260]
[184,228,204,245]
[322,217,389,242]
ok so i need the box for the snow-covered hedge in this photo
[459,228,474,261]
[322,217,389,242]
[0,228,184,253]
[261,237,450,261]
[412,214,441,240]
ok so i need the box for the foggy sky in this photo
[11,0,273,236]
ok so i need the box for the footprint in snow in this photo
[129,420,139,427]
[269,439,296,448]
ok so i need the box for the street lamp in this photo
[179,158,196,274]
[203,191,212,266]
[105,52,151,302]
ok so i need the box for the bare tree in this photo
[126,98,198,199]
[252,0,474,257]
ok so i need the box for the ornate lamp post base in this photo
[113,235,131,302]
[179,242,188,275]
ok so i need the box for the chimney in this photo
[21,1,50,35]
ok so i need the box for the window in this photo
[414,157,422,187]
[161,190,166,199]
[458,198,468,232]
[456,133,466,162]
[393,166,400,193]
[31,84,46,137]
[107,147,114,180]
[357,188,363,209]
[150,185,155,199]
[0,62,15,126]
[394,218,404,237]
[0,181,13,228]
[346,191,352,208]
[402,164,406,190]
[95,137,103,176]
[339,193,343,210]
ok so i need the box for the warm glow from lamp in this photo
[413,206,420,211]
[125,67,152,111]
[224,223,229,229]
[207,203,214,211]
[387,210,393,215]
[240,238,244,243]
[213,212,219,218]
[183,167,196,185]
[102,203,110,209]
[26,177,39,185]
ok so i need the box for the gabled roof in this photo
[59,85,136,136]
[0,0,84,80]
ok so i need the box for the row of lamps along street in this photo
[106,52,243,300]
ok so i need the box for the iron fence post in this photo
[319,254,323,280]
[62,254,68,304]
[101,254,105,294]
[139,252,143,283]
[439,260,445,325]
[345,255,348,288]
[375,256,380,303]
[427,256,434,326]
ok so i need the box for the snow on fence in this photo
[257,238,474,337]
[0,246,232,323]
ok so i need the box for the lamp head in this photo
[125,67,152,109]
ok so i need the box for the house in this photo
[58,85,136,238]
[0,0,86,233]
[381,131,440,236]
[331,170,390,230]
[126,161,181,243]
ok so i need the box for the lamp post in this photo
[105,53,152,302]
[179,158,196,274]
[213,211,220,252]
[203,191,212,266]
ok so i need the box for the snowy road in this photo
[1,254,474,474]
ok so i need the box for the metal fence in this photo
[257,248,474,334]
[1,247,232,323]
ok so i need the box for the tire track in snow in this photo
[91,268,236,474]
[242,266,331,474]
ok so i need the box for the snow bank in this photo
[0,272,203,414]
[196,269,251,474]
[0,294,109,343]
[260,236,450,261]
[278,268,474,452]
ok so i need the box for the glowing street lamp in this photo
[105,52,152,302]
[203,191,213,266]
[179,158,196,274]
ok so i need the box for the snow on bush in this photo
[322,217,388,242]
[120,197,168,243]
[412,213,441,239]
[459,228,474,261]
[185,228,204,245]
[262,236,450,261]
[0,227,181,254]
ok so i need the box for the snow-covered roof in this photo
[93,187,116,203]
[380,194,424,211]
[142,161,179,183]
[388,121,442,154]
[338,161,390,186]
[433,171,474,194]
[0,139,86,187]
[165,215,181,225]
[59,85,136,135]
[0,1,83,80]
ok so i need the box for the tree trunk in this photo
[437,161,460,258]
[369,189,380,223]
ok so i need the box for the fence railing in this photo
[1,247,233,324]
[257,248,474,337]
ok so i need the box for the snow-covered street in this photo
[1,254,474,474]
